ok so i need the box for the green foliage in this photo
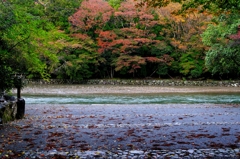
[205,44,240,76]
[55,36,99,80]
[1,0,240,83]
[179,51,204,78]
[0,0,77,91]
[0,1,16,32]
[138,0,240,13]
[0,64,14,92]
[156,64,169,76]
[45,0,81,29]
[202,13,240,77]
[108,0,123,9]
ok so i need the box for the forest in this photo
[0,0,240,90]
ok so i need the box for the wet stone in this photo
[2,148,240,158]
[234,149,240,153]
[130,150,144,155]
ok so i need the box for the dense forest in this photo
[0,0,240,90]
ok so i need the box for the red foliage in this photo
[71,33,90,40]
[114,0,158,29]
[69,0,114,32]
[69,0,173,74]
[115,55,146,73]
[229,26,240,40]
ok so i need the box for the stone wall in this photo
[24,79,240,87]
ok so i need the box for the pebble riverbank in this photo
[5,85,240,159]
[1,148,240,159]
[24,79,240,87]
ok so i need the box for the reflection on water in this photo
[23,93,240,104]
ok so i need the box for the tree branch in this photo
[8,34,31,52]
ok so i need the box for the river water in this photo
[16,85,240,104]
[23,93,240,104]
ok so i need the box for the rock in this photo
[130,150,144,155]
[0,100,18,123]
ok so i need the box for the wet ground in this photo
[1,85,240,158]
[1,103,240,154]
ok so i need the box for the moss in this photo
[2,107,13,123]
[0,102,17,124]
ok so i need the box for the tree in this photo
[69,0,114,35]
[0,0,75,92]
[137,0,240,13]
[96,0,173,77]
[202,15,240,77]
[153,3,211,78]
[0,0,16,91]
[43,0,81,29]
[53,33,99,80]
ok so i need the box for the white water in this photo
[23,93,240,104]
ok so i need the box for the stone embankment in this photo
[24,79,240,87]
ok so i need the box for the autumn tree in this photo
[140,0,240,79]
[69,0,114,36]
[97,0,173,78]
[137,0,240,13]
[154,3,212,78]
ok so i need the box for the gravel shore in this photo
[5,85,240,159]
[16,84,240,95]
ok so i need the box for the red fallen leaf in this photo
[186,133,216,139]
[22,125,31,129]
[152,144,161,147]
[150,140,161,143]
[209,142,224,148]
[47,139,57,142]
[46,143,56,149]
[27,143,35,148]
[127,144,134,148]
[116,137,124,141]
[106,134,114,137]
[161,142,174,146]
[48,132,64,137]
[34,131,43,135]
[72,140,83,144]
[68,136,74,140]
[207,135,217,138]
[222,133,230,136]
[88,125,98,128]
[177,141,191,144]
[154,126,161,129]
[125,129,135,136]
[23,138,34,142]
[131,138,145,142]
[222,127,231,132]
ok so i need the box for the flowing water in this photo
[23,93,240,104]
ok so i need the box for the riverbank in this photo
[24,79,240,87]
[15,84,240,96]
[2,103,240,158]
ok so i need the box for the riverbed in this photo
[13,85,240,104]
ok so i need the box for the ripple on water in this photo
[22,93,240,104]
